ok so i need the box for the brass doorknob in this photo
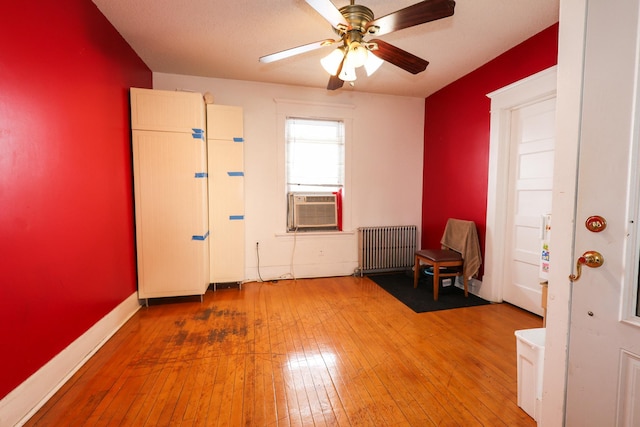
[569,250,604,281]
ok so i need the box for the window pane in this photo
[286,117,344,193]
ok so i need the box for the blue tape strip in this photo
[195,172,208,178]
[233,137,244,142]
[192,133,205,140]
[192,128,204,134]
[227,171,244,177]
[192,230,210,241]
[229,215,244,221]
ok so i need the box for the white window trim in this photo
[275,98,354,234]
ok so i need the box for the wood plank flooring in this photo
[26,276,542,426]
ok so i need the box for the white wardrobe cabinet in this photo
[130,88,210,303]
[207,104,245,286]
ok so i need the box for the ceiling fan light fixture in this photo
[346,41,368,68]
[364,53,384,76]
[321,48,345,76]
[338,64,357,82]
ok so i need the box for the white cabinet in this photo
[130,88,210,302]
[207,104,245,284]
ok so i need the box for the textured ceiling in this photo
[92,0,559,97]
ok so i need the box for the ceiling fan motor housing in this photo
[338,5,374,37]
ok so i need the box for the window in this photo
[275,99,353,234]
[285,117,344,193]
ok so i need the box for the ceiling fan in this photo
[259,0,456,90]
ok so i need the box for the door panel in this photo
[565,0,640,424]
[503,98,555,314]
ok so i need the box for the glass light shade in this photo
[364,53,384,76]
[338,64,357,82]
[321,48,345,76]
[346,42,368,68]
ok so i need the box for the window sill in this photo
[275,230,355,238]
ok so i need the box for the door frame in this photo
[539,2,589,424]
[483,66,557,303]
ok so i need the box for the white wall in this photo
[153,73,425,282]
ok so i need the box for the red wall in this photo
[0,2,151,398]
[422,23,559,277]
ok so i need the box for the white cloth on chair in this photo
[440,218,482,279]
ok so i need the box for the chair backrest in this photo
[440,219,474,251]
[440,218,482,278]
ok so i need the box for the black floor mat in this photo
[368,272,491,313]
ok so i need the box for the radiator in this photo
[357,225,417,275]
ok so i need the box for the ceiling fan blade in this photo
[259,39,337,63]
[306,0,348,29]
[327,57,345,90]
[327,75,345,90]
[369,39,429,74]
[365,0,455,37]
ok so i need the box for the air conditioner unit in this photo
[287,192,338,231]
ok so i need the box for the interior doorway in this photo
[483,66,557,309]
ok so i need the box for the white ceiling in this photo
[92,0,559,98]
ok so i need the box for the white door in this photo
[503,99,555,315]
[564,0,640,424]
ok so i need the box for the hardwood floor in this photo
[26,276,542,426]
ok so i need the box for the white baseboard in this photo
[0,292,141,427]
[454,277,485,297]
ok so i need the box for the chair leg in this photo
[433,265,440,301]
[463,274,468,297]
[414,256,420,288]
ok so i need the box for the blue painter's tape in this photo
[195,172,208,178]
[192,128,204,134]
[192,230,210,241]
[192,133,205,140]
[227,171,244,177]
[233,137,244,142]
[229,215,244,221]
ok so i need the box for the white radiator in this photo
[357,225,417,275]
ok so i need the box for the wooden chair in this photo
[413,219,482,301]
[413,249,466,301]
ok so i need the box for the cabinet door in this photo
[208,139,244,282]
[133,130,209,298]
[131,88,205,133]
